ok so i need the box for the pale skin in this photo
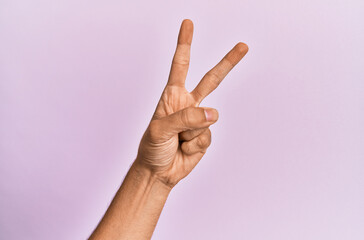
[89,19,248,239]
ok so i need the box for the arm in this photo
[89,161,171,240]
[89,19,248,240]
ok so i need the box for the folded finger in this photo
[181,128,212,155]
[179,127,208,141]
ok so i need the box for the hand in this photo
[135,19,248,188]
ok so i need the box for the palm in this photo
[137,19,248,186]
[154,86,197,118]
[152,85,201,182]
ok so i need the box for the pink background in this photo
[1,0,363,239]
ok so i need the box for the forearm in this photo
[89,160,172,240]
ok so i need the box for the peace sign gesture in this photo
[135,19,248,188]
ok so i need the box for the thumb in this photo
[157,107,219,139]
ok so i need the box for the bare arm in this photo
[89,19,248,240]
[89,161,171,239]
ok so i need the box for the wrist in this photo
[131,159,174,192]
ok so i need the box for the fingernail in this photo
[204,108,218,122]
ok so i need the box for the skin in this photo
[89,19,248,240]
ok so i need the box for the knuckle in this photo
[182,142,192,154]
[205,133,212,146]
[173,53,190,66]
[197,134,210,148]
[206,129,212,145]
[206,71,220,86]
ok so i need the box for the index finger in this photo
[191,42,248,103]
